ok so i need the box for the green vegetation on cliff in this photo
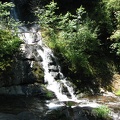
[0,2,21,75]
[35,0,120,94]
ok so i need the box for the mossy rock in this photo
[40,84,56,99]
[32,62,44,83]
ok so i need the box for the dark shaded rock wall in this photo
[0,43,45,96]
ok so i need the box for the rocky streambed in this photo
[0,92,119,120]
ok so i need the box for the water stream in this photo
[18,25,77,102]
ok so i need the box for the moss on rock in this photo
[32,61,44,83]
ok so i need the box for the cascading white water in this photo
[37,42,77,101]
[19,27,77,102]
[11,0,78,102]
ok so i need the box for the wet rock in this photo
[50,72,60,80]
[0,113,17,120]
[11,59,36,85]
[0,111,42,120]
[32,62,44,83]
[62,101,79,107]
[17,111,41,120]
[37,45,44,51]
[44,106,93,120]
[0,95,48,114]
[48,55,57,66]
[48,65,59,72]
[35,55,43,62]
[20,44,35,60]
[0,40,46,91]
[0,59,35,87]
[0,83,45,96]
[61,84,71,98]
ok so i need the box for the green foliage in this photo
[104,0,120,32]
[105,0,120,11]
[0,2,14,28]
[36,2,99,76]
[0,2,22,74]
[36,1,120,93]
[115,89,120,96]
[46,90,54,98]
[35,1,59,29]
[0,2,21,31]
[92,105,111,119]
[90,0,113,35]
[65,101,77,107]
[0,2,14,19]
[103,0,120,55]
[0,29,21,72]
[110,11,120,55]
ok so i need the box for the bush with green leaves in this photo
[0,2,21,74]
[103,0,120,55]
[0,2,14,28]
[110,12,120,55]
[0,29,21,73]
[92,105,111,119]
[36,2,99,76]
[115,89,120,96]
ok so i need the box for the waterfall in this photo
[10,0,78,103]
[37,41,77,101]
[18,25,77,102]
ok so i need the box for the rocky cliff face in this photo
[0,39,57,100]
[0,41,46,96]
[0,0,49,97]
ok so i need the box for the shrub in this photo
[115,89,120,96]
[104,0,120,55]
[92,105,111,119]
[0,2,22,74]
[36,2,99,76]
[0,2,14,28]
[0,29,21,73]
